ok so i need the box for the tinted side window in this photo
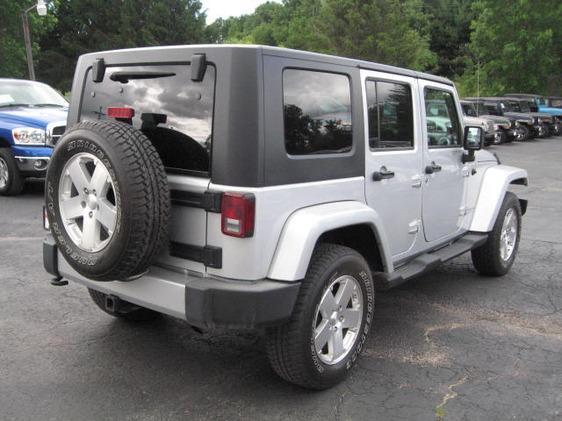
[366,80,414,150]
[424,88,461,147]
[283,69,352,155]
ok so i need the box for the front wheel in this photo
[0,148,24,196]
[471,192,521,276]
[265,244,374,389]
[518,125,530,141]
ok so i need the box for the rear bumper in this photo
[43,235,300,329]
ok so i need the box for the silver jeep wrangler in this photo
[43,45,528,390]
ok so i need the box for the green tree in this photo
[459,0,562,96]
[36,0,206,91]
[0,0,57,79]
[317,0,436,70]
[424,0,475,78]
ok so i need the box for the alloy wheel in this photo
[58,152,118,252]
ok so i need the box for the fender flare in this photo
[470,165,528,232]
[267,201,393,281]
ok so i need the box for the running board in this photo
[375,233,488,290]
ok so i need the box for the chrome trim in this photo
[46,120,67,146]
[14,156,51,160]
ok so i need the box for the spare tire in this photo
[45,120,170,281]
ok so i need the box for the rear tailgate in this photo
[78,59,216,274]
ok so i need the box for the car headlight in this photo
[514,121,520,127]
[12,127,46,145]
[537,117,542,124]
[486,121,494,133]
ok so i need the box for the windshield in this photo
[461,103,477,117]
[0,80,68,108]
[519,101,531,112]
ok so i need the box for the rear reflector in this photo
[107,107,135,119]
[221,192,255,238]
[43,206,50,231]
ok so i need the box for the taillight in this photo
[107,107,135,119]
[221,192,255,238]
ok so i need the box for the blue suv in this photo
[0,78,68,195]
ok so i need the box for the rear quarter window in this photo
[81,64,215,175]
[283,69,352,155]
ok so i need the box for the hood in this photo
[480,114,510,125]
[538,106,562,117]
[503,112,534,124]
[0,106,68,129]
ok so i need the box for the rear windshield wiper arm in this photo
[0,103,32,108]
[109,71,176,83]
[33,103,67,108]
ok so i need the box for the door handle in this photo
[372,166,395,181]
[425,162,442,174]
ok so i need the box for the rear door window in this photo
[366,80,413,149]
[81,64,215,175]
[283,69,352,155]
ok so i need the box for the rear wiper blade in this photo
[109,71,176,83]
[33,103,67,108]
[0,103,32,108]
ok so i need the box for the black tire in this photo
[0,148,24,196]
[88,288,159,321]
[493,130,506,145]
[45,120,170,281]
[471,192,521,276]
[518,124,530,141]
[265,244,375,390]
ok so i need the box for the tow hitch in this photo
[105,294,138,313]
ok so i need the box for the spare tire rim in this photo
[313,275,363,365]
[58,152,118,252]
[0,157,8,189]
[500,208,517,261]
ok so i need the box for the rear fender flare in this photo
[267,201,393,281]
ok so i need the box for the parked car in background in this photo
[504,98,552,138]
[463,99,523,142]
[0,79,67,195]
[506,93,562,135]
[465,97,535,141]
[460,100,511,145]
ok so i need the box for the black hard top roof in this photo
[80,44,454,86]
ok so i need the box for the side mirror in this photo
[463,126,483,151]
[462,126,483,163]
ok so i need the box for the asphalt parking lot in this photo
[1,137,561,421]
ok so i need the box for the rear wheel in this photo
[88,289,159,321]
[471,192,521,276]
[265,244,374,389]
[0,148,24,196]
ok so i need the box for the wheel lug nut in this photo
[339,315,344,322]
[81,201,86,208]
[89,211,93,218]
[84,188,88,194]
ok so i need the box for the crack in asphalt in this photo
[435,374,469,420]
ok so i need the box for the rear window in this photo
[81,64,215,175]
[283,69,352,155]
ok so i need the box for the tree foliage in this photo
[458,0,562,95]
[0,0,561,95]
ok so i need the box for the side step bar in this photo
[376,233,488,290]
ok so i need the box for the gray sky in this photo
[201,0,280,23]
